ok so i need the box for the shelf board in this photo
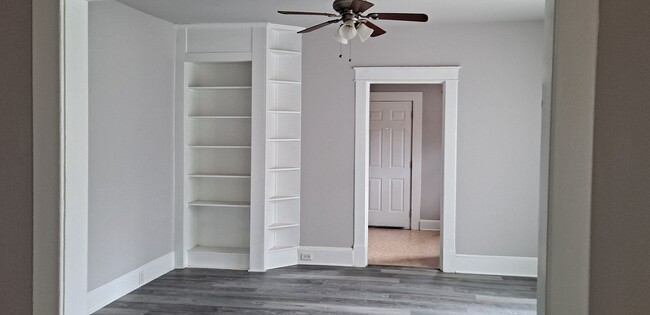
[188,145,251,149]
[188,246,249,255]
[268,245,299,253]
[268,80,301,85]
[268,223,300,230]
[268,167,300,172]
[267,196,300,202]
[188,115,252,119]
[188,86,252,91]
[189,174,251,179]
[269,49,302,55]
[188,200,250,208]
[187,246,250,270]
[267,138,300,142]
[267,110,301,114]
[185,52,252,63]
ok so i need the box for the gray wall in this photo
[33,0,61,312]
[590,0,650,313]
[370,84,443,221]
[301,21,544,257]
[543,0,650,313]
[0,1,33,313]
[89,1,176,290]
[543,0,598,312]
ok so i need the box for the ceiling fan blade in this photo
[298,19,342,34]
[362,20,386,37]
[278,11,339,18]
[350,0,374,14]
[368,13,429,22]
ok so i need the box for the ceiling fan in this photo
[279,0,429,43]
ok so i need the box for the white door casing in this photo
[353,66,460,272]
[368,101,412,228]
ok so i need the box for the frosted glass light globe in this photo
[339,24,357,40]
[333,30,349,44]
[356,23,374,42]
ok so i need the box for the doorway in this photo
[42,0,605,313]
[352,67,460,272]
[366,87,442,268]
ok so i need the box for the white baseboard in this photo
[352,245,367,267]
[87,252,174,314]
[419,219,440,231]
[454,254,538,277]
[298,246,354,267]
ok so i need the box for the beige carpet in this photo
[368,227,440,268]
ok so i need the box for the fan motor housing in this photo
[333,0,356,13]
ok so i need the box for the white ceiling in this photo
[114,0,545,26]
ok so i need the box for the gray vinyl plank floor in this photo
[95,265,537,315]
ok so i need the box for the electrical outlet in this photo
[138,271,145,285]
[300,252,313,261]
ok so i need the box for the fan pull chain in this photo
[339,42,343,59]
[349,40,353,62]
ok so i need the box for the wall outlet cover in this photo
[300,252,313,261]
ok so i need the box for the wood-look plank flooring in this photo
[95,265,537,314]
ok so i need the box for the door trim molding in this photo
[61,0,90,313]
[353,66,460,272]
[369,92,423,230]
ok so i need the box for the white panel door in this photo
[368,101,412,228]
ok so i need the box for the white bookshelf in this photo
[263,26,302,270]
[184,59,253,270]
[177,23,302,272]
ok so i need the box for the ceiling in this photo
[115,0,545,26]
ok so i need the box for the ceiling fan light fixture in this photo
[333,29,349,44]
[334,31,348,45]
[356,23,374,42]
[339,23,357,40]
[279,0,429,43]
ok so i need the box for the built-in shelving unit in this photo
[184,59,253,270]
[176,23,302,272]
[262,26,302,269]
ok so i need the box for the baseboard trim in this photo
[454,254,538,277]
[87,252,175,313]
[419,219,440,231]
[298,246,354,267]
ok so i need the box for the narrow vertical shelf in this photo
[264,26,302,270]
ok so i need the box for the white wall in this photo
[370,84,443,222]
[301,21,544,258]
[88,1,176,290]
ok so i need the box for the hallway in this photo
[369,227,440,268]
